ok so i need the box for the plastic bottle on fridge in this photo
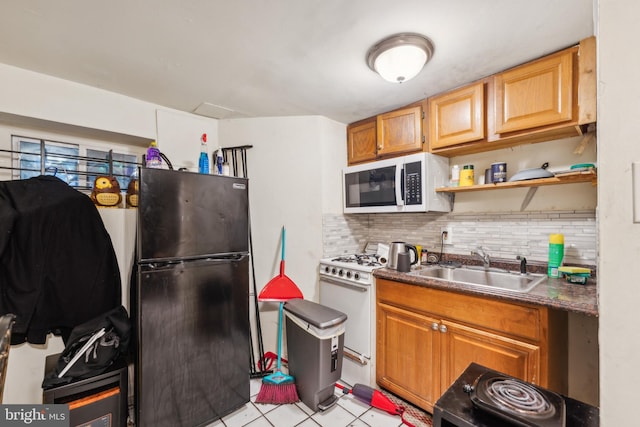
[146,141,162,169]
[198,133,210,174]
[548,234,565,278]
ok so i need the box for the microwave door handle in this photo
[396,165,405,206]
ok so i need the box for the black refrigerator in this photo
[133,168,250,427]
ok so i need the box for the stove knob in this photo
[338,269,344,277]
[324,266,330,273]
[331,268,336,275]
[346,271,352,278]
[354,272,360,280]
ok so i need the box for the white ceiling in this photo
[0,1,594,125]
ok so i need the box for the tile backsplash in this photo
[323,210,597,265]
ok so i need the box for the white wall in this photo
[218,116,345,354]
[597,0,640,424]
[155,109,219,171]
[0,63,156,140]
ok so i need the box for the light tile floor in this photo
[205,378,418,427]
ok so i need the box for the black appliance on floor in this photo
[43,353,128,427]
[432,363,599,427]
[132,168,250,427]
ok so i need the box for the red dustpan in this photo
[258,226,303,302]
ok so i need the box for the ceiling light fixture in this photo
[366,33,434,83]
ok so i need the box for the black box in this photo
[43,353,128,427]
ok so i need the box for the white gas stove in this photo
[318,253,385,387]
[319,254,383,286]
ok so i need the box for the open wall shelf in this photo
[435,169,597,193]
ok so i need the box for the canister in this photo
[491,162,507,183]
[484,168,493,184]
[459,165,474,186]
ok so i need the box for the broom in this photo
[255,226,303,404]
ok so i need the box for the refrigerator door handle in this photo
[143,253,249,269]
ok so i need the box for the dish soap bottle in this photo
[146,140,162,169]
[198,133,210,174]
[548,234,565,278]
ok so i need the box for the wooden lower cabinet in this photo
[376,278,567,413]
[376,303,440,410]
[439,320,540,390]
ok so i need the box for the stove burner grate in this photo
[330,254,383,267]
[485,377,555,417]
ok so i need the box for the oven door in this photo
[319,275,371,360]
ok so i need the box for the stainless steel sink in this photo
[409,265,546,293]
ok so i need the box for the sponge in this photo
[558,266,591,285]
[558,266,591,274]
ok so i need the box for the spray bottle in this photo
[198,133,209,174]
[146,140,162,169]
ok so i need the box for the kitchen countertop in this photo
[373,267,598,317]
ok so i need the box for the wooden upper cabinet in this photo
[494,48,575,134]
[346,119,377,164]
[578,35,597,124]
[349,37,595,159]
[377,105,423,157]
[429,82,485,149]
[347,105,424,164]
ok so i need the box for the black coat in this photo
[0,175,121,344]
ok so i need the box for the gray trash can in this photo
[284,298,347,411]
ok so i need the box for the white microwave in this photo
[343,152,451,214]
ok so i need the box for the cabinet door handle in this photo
[431,322,439,331]
[439,324,448,333]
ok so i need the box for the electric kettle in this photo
[388,242,418,269]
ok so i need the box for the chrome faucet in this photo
[471,247,491,269]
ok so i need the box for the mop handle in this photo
[276,301,284,371]
[281,226,286,261]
